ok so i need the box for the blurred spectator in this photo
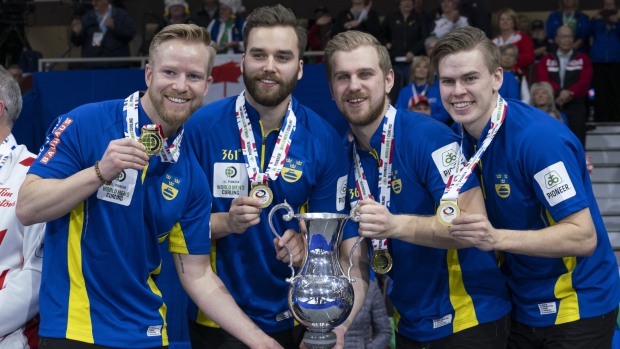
[538,25,593,148]
[191,0,219,28]
[408,94,431,115]
[518,14,531,36]
[413,0,435,33]
[530,81,568,124]
[492,8,535,75]
[6,64,30,95]
[424,35,438,55]
[332,0,382,41]
[154,0,192,34]
[432,0,469,39]
[530,81,594,173]
[382,0,430,88]
[458,0,492,38]
[70,0,135,69]
[206,0,245,54]
[499,44,530,103]
[343,279,392,349]
[307,6,333,63]
[588,0,620,122]
[531,19,554,60]
[395,56,450,124]
[546,0,589,53]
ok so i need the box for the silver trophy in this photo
[269,201,363,349]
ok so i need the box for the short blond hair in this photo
[430,26,500,76]
[324,31,391,80]
[149,23,216,76]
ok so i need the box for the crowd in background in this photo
[6,0,619,146]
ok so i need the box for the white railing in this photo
[37,51,325,72]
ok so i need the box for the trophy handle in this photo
[268,200,296,283]
[346,205,364,282]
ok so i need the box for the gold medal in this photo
[250,184,273,208]
[139,125,164,156]
[436,200,461,226]
[371,249,393,274]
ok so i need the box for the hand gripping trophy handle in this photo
[347,205,365,283]
[268,201,297,283]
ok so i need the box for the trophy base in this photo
[303,331,337,349]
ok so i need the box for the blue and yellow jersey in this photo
[463,98,620,327]
[28,99,212,348]
[347,108,511,342]
[184,96,352,333]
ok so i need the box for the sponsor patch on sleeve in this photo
[431,142,460,184]
[336,175,347,211]
[213,162,248,198]
[39,117,74,164]
[533,161,576,206]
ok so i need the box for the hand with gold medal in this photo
[249,183,273,208]
[139,124,164,156]
[436,200,461,226]
[352,107,398,274]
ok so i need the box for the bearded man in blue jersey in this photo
[433,26,620,349]
[324,30,512,349]
[184,5,369,349]
[16,24,282,349]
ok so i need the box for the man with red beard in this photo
[184,5,369,349]
[16,24,281,349]
[324,30,511,348]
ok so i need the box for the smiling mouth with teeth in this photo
[454,102,473,108]
[167,96,190,103]
[348,98,366,103]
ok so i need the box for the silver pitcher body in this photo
[269,202,363,349]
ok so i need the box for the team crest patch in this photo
[494,173,510,198]
[162,174,180,200]
[282,158,303,183]
[392,170,402,194]
[533,161,576,207]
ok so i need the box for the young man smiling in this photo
[324,30,511,349]
[433,26,620,349]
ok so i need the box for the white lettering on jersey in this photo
[538,302,557,315]
[432,314,453,329]
[213,162,248,198]
[96,169,138,206]
[147,325,162,336]
[336,175,347,211]
[276,310,292,322]
[534,161,576,207]
[431,142,461,184]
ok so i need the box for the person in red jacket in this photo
[492,7,535,75]
[538,25,592,148]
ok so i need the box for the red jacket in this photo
[537,50,592,99]
[492,31,535,72]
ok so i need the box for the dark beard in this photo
[341,93,387,127]
[243,68,298,107]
